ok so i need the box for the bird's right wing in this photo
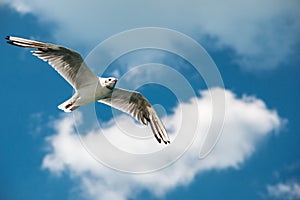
[98,88,170,144]
[6,36,98,90]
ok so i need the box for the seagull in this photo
[6,36,170,144]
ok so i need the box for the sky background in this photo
[1,0,300,200]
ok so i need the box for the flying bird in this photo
[6,36,170,144]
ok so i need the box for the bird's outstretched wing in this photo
[98,88,170,144]
[6,36,98,90]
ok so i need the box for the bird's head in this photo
[103,77,118,90]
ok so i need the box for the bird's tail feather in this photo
[57,95,80,112]
[58,101,79,112]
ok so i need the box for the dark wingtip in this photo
[154,134,161,143]
[6,36,13,45]
[163,140,171,145]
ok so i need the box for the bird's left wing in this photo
[6,36,98,90]
[98,88,170,144]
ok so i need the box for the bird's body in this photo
[58,77,115,112]
[6,36,170,144]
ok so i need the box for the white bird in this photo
[6,36,170,144]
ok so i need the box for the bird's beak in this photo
[113,78,118,83]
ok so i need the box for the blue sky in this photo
[1,1,300,200]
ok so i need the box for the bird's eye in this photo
[108,78,111,81]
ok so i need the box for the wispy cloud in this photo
[267,181,300,200]
[42,88,283,200]
[2,0,299,70]
[5,0,31,13]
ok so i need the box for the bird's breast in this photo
[74,83,107,105]
[78,83,111,98]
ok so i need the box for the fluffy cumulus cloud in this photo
[267,181,300,200]
[1,0,300,70]
[42,88,283,200]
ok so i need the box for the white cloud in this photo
[2,0,299,70]
[1,0,31,13]
[267,181,300,200]
[42,88,283,200]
